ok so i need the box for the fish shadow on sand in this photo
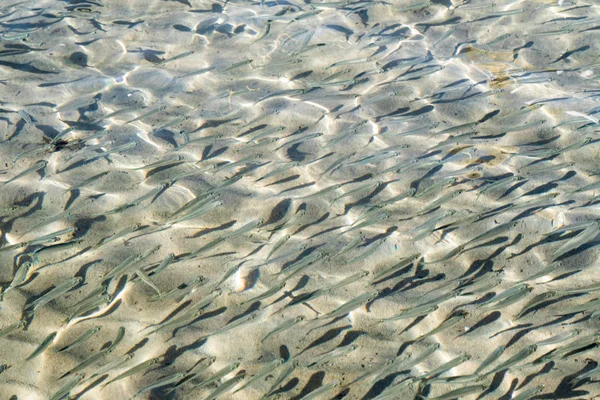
[271,378,300,397]
[477,370,509,399]
[554,240,600,263]
[298,326,352,356]
[518,361,555,391]
[495,377,518,400]
[262,200,292,226]
[291,371,325,400]
[361,374,410,400]
[161,337,208,368]
[459,311,501,337]
[535,363,593,399]
[71,375,108,400]
[339,185,388,216]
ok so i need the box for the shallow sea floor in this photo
[1,0,600,399]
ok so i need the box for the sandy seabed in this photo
[1,0,600,399]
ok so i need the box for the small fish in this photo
[331,181,382,205]
[416,310,468,342]
[1,261,32,300]
[60,348,109,379]
[536,329,581,347]
[541,333,600,362]
[178,66,214,79]
[226,218,264,239]
[126,104,167,124]
[146,308,203,336]
[516,291,559,318]
[569,179,600,195]
[551,45,590,64]
[278,250,326,282]
[157,50,194,66]
[310,270,371,301]
[343,212,390,234]
[88,353,134,380]
[507,192,559,212]
[103,245,161,281]
[311,344,359,367]
[256,163,299,183]
[29,227,76,245]
[264,359,299,396]
[413,211,457,241]
[477,175,525,199]
[266,235,291,261]
[134,268,161,295]
[72,141,138,169]
[0,320,25,338]
[418,385,486,400]
[512,385,545,400]
[572,365,600,386]
[131,372,186,399]
[473,345,505,375]
[59,326,101,352]
[483,344,537,376]
[269,209,306,233]
[234,358,284,394]
[2,160,47,186]
[23,196,95,236]
[208,312,258,338]
[320,152,357,177]
[481,286,531,311]
[254,89,306,106]
[418,189,464,215]
[297,183,342,200]
[330,234,364,260]
[419,354,471,381]
[32,277,82,311]
[14,144,52,163]
[150,276,207,303]
[300,380,340,400]
[106,326,126,352]
[520,264,560,283]
[376,188,417,208]
[462,220,520,249]
[67,293,111,323]
[33,239,84,260]
[480,283,530,308]
[241,281,285,306]
[221,58,254,73]
[319,290,380,320]
[191,362,241,390]
[414,177,459,199]
[519,161,575,176]
[151,253,176,276]
[558,297,600,315]
[375,343,440,382]
[380,304,438,322]
[203,372,245,400]
[371,253,419,283]
[177,356,217,389]
[552,223,600,260]
[105,184,169,215]
[26,331,57,361]
[428,131,476,152]
[262,316,305,342]
[102,357,161,388]
[50,373,85,400]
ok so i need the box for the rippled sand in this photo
[1,0,600,399]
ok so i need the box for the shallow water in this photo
[1,0,600,399]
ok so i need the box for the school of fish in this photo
[1,0,600,399]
